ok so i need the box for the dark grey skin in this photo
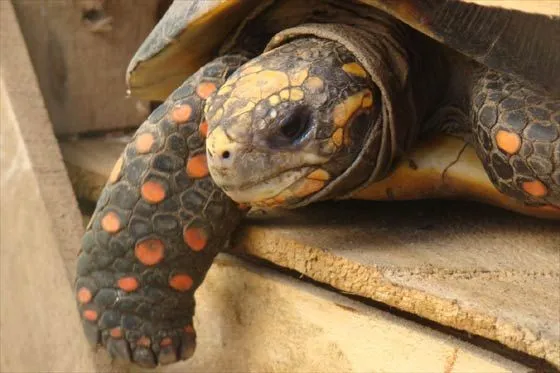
[76,0,560,367]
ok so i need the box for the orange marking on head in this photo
[108,156,123,184]
[135,133,155,154]
[293,179,325,198]
[160,337,173,347]
[196,82,217,99]
[83,310,98,321]
[137,336,151,347]
[496,130,521,155]
[183,226,208,251]
[117,276,139,292]
[110,327,122,339]
[135,238,165,266]
[522,180,548,197]
[186,154,209,178]
[184,325,195,333]
[169,273,193,292]
[141,180,166,204]
[77,287,92,304]
[307,169,330,181]
[171,104,192,124]
[199,121,209,138]
[101,211,121,234]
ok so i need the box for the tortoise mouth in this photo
[217,167,316,207]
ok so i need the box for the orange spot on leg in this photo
[83,310,98,321]
[137,336,151,347]
[199,121,208,138]
[117,276,139,292]
[522,179,548,197]
[184,325,195,333]
[196,82,217,99]
[141,180,166,203]
[183,227,208,251]
[169,274,193,291]
[101,211,121,233]
[110,327,122,339]
[160,337,173,347]
[135,239,165,266]
[77,287,92,304]
[171,104,192,124]
[108,156,123,184]
[135,133,155,154]
[186,154,209,178]
[496,130,521,154]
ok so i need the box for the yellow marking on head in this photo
[362,91,373,108]
[342,62,367,78]
[240,64,263,76]
[269,95,280,106]
[303,77,324,92]
[280,89,290,101]
[307,169,330,181]
[217,85,233,96]
[290,69,309,86]
[332,128,344,147]
[230,101,256,118]
[333,90,373,127]
[211,108,223,122]
[231,70,289,102]
[290,88,304,101]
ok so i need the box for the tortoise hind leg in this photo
[471,68,560,211]
[75,55,247,367]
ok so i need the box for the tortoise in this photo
[75,0,560,367]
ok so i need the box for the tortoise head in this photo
[205,37,380,208]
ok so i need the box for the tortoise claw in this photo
[106,338,132,362]
[133,347,157,368]
[180,328,197,361]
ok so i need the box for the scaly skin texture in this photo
[75,55,247,367]
[472,68,560,209]
[206,38,379,208]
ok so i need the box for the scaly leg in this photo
[75,55,247,367]
[471,68,560,209]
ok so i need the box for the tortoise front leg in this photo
[471,68,560,211]
[75,55,247,367]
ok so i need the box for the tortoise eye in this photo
[270,107,311,148]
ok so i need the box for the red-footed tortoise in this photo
[75,0,560,367]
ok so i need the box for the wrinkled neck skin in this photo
[206,18,443,209]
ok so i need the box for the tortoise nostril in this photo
[222,151,231,159]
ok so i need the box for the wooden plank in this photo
[464,1,559,16]
[60,137,560,369]
[143,254,529,372]
[0,2,110,371]
[11,0,161,135]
